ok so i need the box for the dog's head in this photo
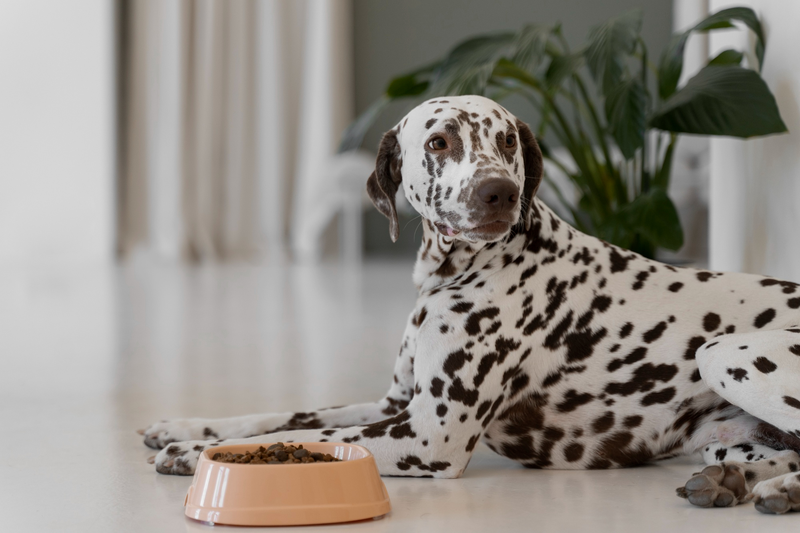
[367,95,543,243]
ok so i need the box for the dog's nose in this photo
[476,178,518,212]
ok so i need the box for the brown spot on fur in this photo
[563,442,585,462]
[754,308,776,328]
[592,412,615,434]
[753,356,777,374]
[684,336,706,360]
[703,313,721,332]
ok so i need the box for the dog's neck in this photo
[412,199,564,293]
[412,219,468,292]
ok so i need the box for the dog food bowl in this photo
[184,442,391,526]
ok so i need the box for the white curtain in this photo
[117,0,353,261]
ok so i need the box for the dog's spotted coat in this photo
[143,96,800,514]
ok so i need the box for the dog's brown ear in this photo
[516,120,543,230]
[366,129,403,242]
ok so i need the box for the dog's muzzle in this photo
[434,178,519,240]
[467,178,519,235]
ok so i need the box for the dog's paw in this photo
[676,464,750,508]
[149,441,210,475]
[752,473,800,515]
[140,419,221,449]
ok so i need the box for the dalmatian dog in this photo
[142,95,800,515]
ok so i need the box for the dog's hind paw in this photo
[677,464,750,508]
[752,473,800,514]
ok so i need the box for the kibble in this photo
[211,443,339,465]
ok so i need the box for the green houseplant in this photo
[341,7,787,259]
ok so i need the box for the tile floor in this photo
[1,260,798,532]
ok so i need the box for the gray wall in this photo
[353,0,674,256]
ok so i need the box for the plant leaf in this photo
[595,215,635,250]
[707,49,743,67]
[484,81,521,104]
[541,173,582,226]
[657,33,689,101]
[512,25,551,73]
[619,188,684,250]
[649,65,788,137]
[429,33,515,96]
[698,20,736,30]
[386,65,436,98]
[545,52,584,88]
[658,7,765,100]
[604,77,646,159]
[652,136,676,189]
[338,96,390,153]
[693,7,765,68]
[584,9,643,95]
[492,59,546,91]
[537,137,552,158]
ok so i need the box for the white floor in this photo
[2,260,798,532]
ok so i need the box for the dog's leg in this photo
[141,401,403,449]
[701,441,783,464]
[695,327,800,442]
[151,321,510,477]
[142,309,422,449]
[677,327,800,509]
[692,414,800,465]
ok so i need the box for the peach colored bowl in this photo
[184,442,391,526]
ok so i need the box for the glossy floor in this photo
[1,260,797,532]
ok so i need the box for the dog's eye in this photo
[428,137,447,151]
[505,134,516,148]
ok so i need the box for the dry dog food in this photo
[211,443,339,465]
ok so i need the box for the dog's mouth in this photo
[434,222,461,237]
[434,220,513,239]
[469,220,512,236]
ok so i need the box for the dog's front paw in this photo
[149,441,209,475]
[140,419,221,449]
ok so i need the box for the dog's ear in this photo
[366,129,403,242]
[516,120,543,230]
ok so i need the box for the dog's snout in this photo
[476,178,518,212]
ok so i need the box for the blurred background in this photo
[2,0,798,272]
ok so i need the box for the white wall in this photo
[0,0,115,268]
[709,0,800,281]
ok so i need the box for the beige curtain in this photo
[117,0,353,261]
